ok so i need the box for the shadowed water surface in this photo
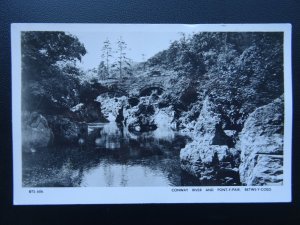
[23,122,199,187]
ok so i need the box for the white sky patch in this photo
[69,31,184,70]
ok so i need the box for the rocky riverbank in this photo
[22,91,285,187]
[179,96,284,186]
[22,99,105,151]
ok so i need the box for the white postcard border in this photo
[11,23,292,205]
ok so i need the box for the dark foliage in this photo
[148,32,283,128]
[21,31,87,115]
[22,31,86,80]
[22,69,81,114]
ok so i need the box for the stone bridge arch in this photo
[139,83,165,96]
[98,87,128,97]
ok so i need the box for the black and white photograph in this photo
[12,24,292,204]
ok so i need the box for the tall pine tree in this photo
[114,36,132,78]
[98,38,112,80]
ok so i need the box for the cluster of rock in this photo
[22,80,285,186]
[22,111,88,152]
[96,95,127,122]
[70,101,107,123]
[179,95,284,186]
[96,92,176,134]
[22,100,106,151]
[180,97,240,185]
[22,88,175,152]
[124,95,158,132]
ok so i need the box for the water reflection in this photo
[92,122,122,149]
[153,110,175,140]
[81,162,171,187]
[23,122,191,187]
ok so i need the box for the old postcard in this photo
[12,23,292,204]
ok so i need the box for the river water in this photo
[23,122,200,187]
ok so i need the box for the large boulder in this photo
[239,95,284,185]
[22,112,53,151]
[128,102,157,132]
[124,96,158,133]
[180,97,239,185]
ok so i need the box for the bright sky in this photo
[69,31,184,70]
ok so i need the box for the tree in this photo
[98,61,108,80]
[21,31,87,112]
[22,31,86,80]
[114,36,132,78]
[99,38,112,79]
